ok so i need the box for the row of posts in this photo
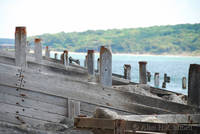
[13,26,187,90]
[15,27,200,108]
[14,26,189,90]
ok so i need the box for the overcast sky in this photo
[0,0,200,38]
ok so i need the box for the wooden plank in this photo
[0,85,68,107]
[80,102,133,116]
[0,63,200,115]
[121,114,200,124]
[0,91,67,116]
[74,118,114,129]
[75,117,200,134]
[68,100,80,119]
[0,102,65,123]
[0,111,49,127]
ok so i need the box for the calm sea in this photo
[50,52,200,95]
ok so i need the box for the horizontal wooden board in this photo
[121,114,200,124]
[75,117,200,133]
[0,102,65,123]
[0,111,49,127]
[0,91,67,116]
[0,85,68,107]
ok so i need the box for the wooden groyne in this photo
[0,26,200,133]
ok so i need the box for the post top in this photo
[88,50,95,53]
[64,50,68,54]
[34,38,42,43]
[124,64,131,69]
[15,27,26,34]
[100,46,112,56]
[139,61,147,64]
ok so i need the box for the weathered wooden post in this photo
[84,55,88,68]
[45,46,50,58]
[164,73,170,83]
[61,51,64,64]
[15,27,27,67]
[188,64,200,108]
[97,58,100,73]
[154,72,159,87]
[100,46,112,87]
[124,64,131,80]
[26,41,30,54]
[63,50,68,66]
[139,61,147,84]
[54,53,58,59]
[162,82,166,88]
[87,50,94,75]
[61,50,68,66]
[34,38,42,63]
[68,100,80,120]
[182,77,186,89]
[147,72,151,82]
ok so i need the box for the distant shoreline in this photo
[50,50,200,58]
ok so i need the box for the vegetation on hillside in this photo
[2,24,200,55]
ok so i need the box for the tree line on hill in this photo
[1,23,200,55]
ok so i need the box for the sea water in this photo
[50,52,200,95]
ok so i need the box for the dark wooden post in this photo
[54,53,58,59]
[64,50,68,66]
[15,27,27,67]
[61,50,68,66]
[182,77,186,89]
[139,61,147,84]
[84,55,88,68]
[124,64,131,80]
[188,64,200,108]
[97,58,100,73]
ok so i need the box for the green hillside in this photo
[28,23,200,55]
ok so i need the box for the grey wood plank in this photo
[0,102,65,123]
[121,114,200,124]
[0,85,68,107]
[0,111,49,127]
[0,91,67,116]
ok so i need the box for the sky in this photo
[0,0,200,38]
